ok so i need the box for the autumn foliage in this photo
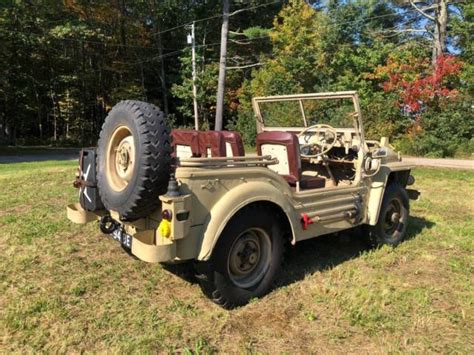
[375,54,463,114]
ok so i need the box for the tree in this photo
[390,1,463,66]
[215,0,230,131]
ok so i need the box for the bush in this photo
[394,99,474,157]
[362,92,408,140]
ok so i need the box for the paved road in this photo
[402,156,474,170]
[0,149,79,164]
[0,150,472,169]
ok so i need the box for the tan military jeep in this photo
[67,91,419,308]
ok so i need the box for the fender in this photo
[197,180,299,260]
[367,162,414,225]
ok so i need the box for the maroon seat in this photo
[198,131,226,157]
[256,131,325,189]
[221,131,245,156]
[171,129,200,157]
[257,131,301,185]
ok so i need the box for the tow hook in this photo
[99,215,120,234]
[406,189,420,200]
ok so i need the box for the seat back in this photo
[256,131,301,185]
[198,131,226,157]
[171,129,200,158]
[172,130,243,158]
[221,131,245,157]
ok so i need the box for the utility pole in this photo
[188,22,199,130]
[215,0,229,131]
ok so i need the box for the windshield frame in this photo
[252,91,364,136]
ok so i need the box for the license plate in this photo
[111,228,133,250]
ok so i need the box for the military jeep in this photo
[67,91,419,308]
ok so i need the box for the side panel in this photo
[196,181,298,260]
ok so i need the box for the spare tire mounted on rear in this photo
[97,100,172,220]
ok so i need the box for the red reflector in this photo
[162,209,172,221]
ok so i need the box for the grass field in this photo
[0,160,473,353]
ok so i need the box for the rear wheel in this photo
[367,183,409,247]
[195,205,284,309]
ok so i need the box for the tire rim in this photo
[227,228,272,288]
[383,198,404,238]
[106,125,136,192]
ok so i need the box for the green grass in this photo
[0,161,473,353]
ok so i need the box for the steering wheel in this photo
[297,124,338,158]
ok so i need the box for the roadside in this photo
[246,151,474,170]
[0,147,79,163]
[1,146,473,169]
[403,156,474,170]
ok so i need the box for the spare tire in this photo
[97,100,172,220]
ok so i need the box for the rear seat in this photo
[199,131,226,157]
[171,130,200,158]
[171,130,245,158]
[221,131,245,157]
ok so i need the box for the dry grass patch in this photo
[0,162,473,353]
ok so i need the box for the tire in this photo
[195,205,285,309]
[367,183,409,247]
[97,100,172,220]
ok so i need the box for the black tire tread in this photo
[194,205,284,309]
[367,182,409,247]
[97,100,171,219]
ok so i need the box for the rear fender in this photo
[197,181,298,260]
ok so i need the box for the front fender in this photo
[197,181,298,260]
[367,162,414,225]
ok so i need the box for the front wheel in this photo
[195,205,284,309]
[367,183,409,247]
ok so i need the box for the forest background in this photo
[0,0,472,157]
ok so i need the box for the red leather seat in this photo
[198,131,226,157]
[257,131,301,185]
[171,129,200,157]
[256,131,325,189]
[221,131,245,156]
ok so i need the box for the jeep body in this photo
[67,91,419,306]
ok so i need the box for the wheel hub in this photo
[391,212,400,224]
[115,137,134,179]
[227,228,271,288]
[230,236,260,275]
[106,126,135,192]
[384,200,402,235]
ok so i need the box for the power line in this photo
[147,0,282,37]
[106,9,420,67]
[117,35,273,66]
[0,28,181,50]
[1,5,437,68]
[0,1,282,50]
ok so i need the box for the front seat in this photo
[256,131,325,189]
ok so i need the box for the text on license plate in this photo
[112,228,132,250]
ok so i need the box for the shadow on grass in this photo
[276,216,434,287]
[163,216,435,289]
